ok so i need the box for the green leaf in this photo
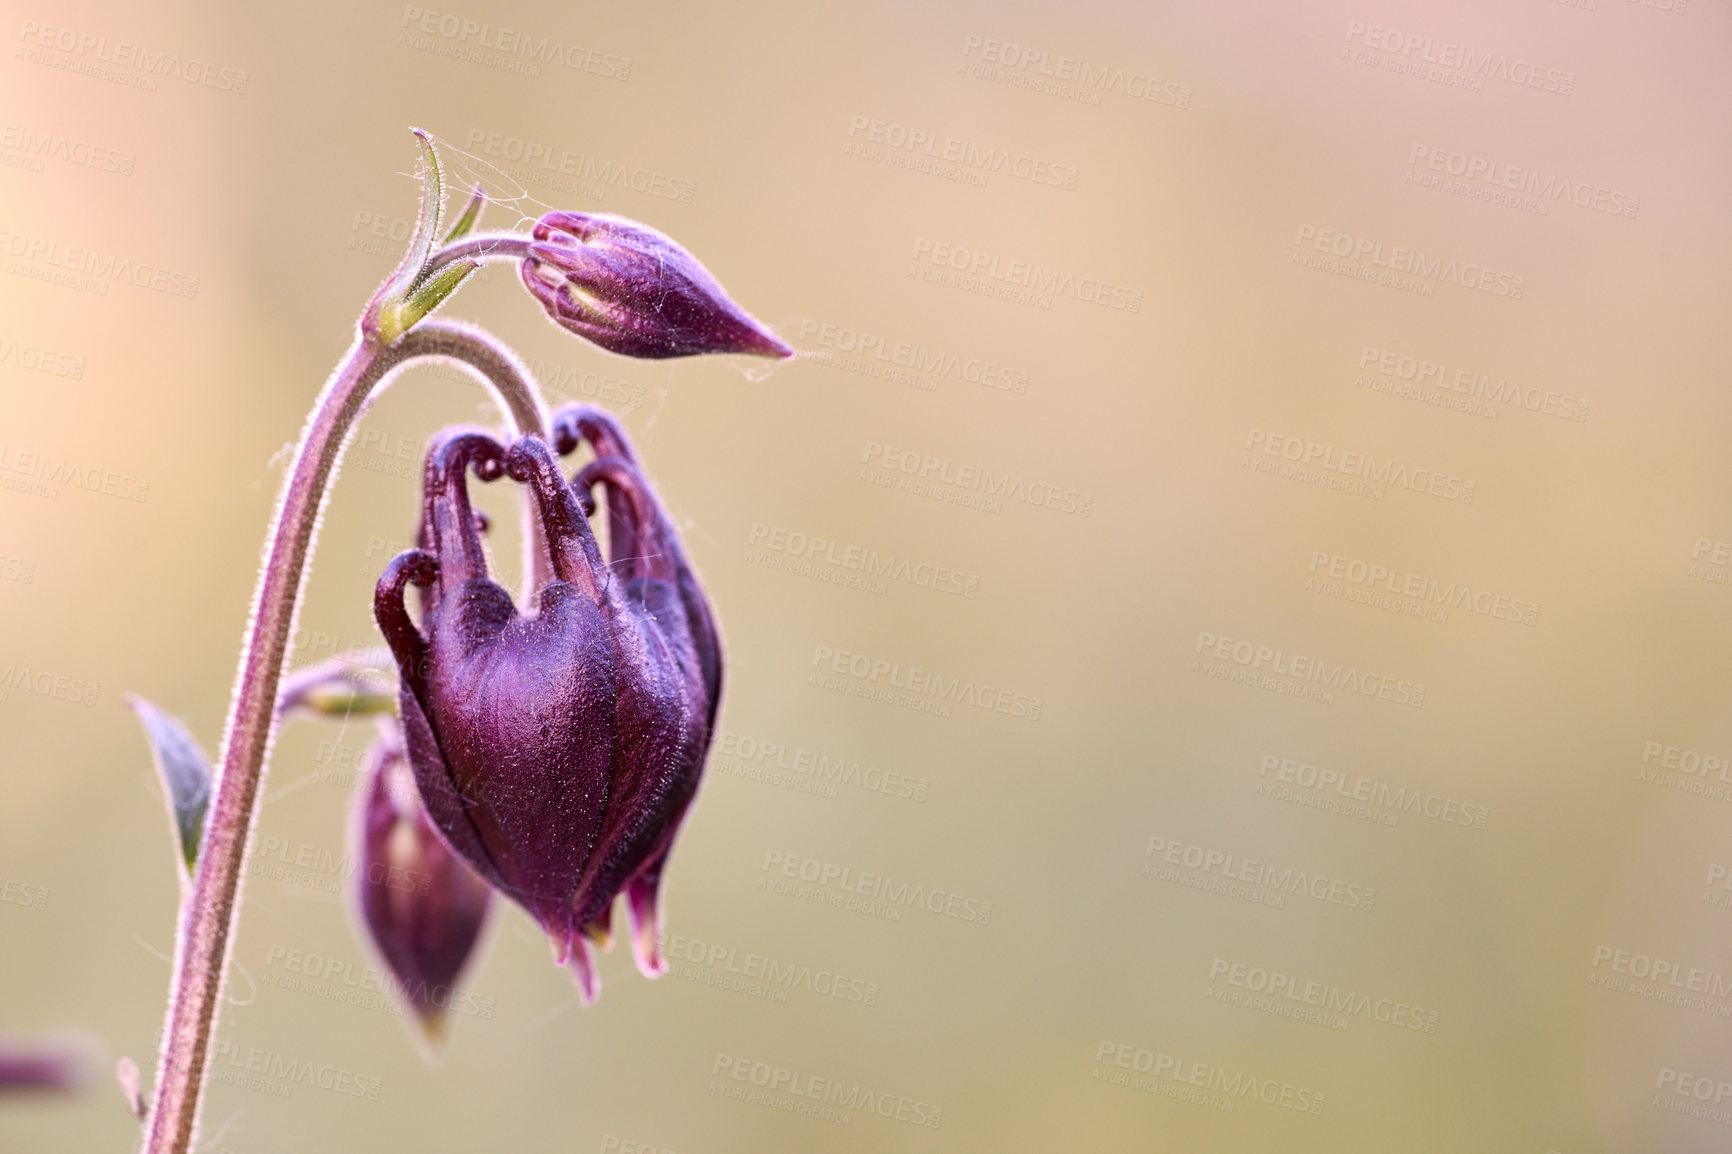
[127,696,213,874]
[443,185,486,244]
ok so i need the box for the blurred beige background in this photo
[2,0,1729,1150]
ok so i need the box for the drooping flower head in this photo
[521,211,793,360]
[352,719,493,1044]
[373,415,717,1001]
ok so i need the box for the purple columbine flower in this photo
[372,418,716,1001]
[353,721,493,1043]
[520,210,793,360]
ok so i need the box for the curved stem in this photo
[424,231,535,278]
[396,319,547,444]
[141,323,546,1154]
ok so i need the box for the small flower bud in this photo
[520,211,792,360]
[353,721,492,1045]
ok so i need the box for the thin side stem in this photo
[141,322,546,1154]
[424,231,535,277]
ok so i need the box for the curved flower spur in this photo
[373,412,716,1002]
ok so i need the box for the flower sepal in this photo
[361,130,484,346]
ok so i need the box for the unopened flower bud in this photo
[353,721,492,1044]
[520,211,792,360]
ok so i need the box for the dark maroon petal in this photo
[569,571,707,933]
[428,575,618,945]
[395,674,507,896]
[554,405,724,728]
